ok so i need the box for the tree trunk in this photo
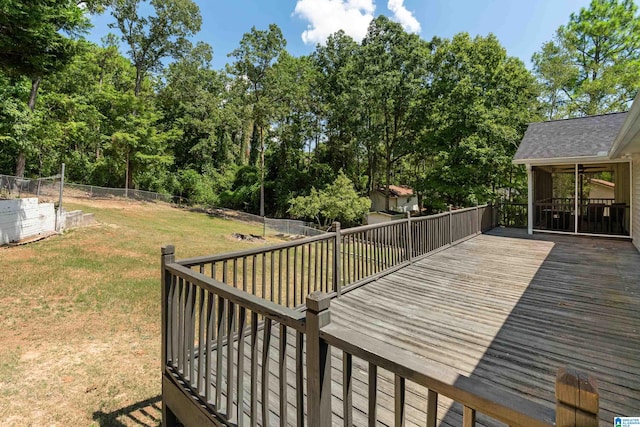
[134,68,142,97]
[28,78,41,111]
[15,78,42,177]
[259,127,265,217]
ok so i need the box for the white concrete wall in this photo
[633,155,640,251]
[0,198,56,245]
[366,211,405,225]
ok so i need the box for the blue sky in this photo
[87,0,598,71]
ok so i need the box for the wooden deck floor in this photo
[330,228,640,426]
[196,229,640,426]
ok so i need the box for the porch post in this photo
[575,164,579,234]
[527,164,533,235]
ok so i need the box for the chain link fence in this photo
[0,174,62,201]
[1,173,326,237]
[212,208,327,236]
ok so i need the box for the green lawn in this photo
[0,197,270,426]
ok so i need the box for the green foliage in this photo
[0,0,90,78]
[288,172,371,227]
[423,33,539,207]
[533,0,640,117]
[110,0,202,95]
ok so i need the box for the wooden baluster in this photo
[278,250,283,305]
[332,222,341,296]
[462,406,476,427]
[394,375,405,427]
[279,324,288,427]
[296,331,305,427]
[205,291,214,405]
[252,255,257,296]
[368,363,377,427]
[198,285,205,395]
[242,257,247,292]
[286,248,290,307]
[293,246,298,306]
[236,306,246,426]
[343,351,352,427]
[250,312,258,427]
[226,300,236,419]
[319,239,325,292]
[215,296,225,408]
[261,319,272,425]
[426,389,437,427]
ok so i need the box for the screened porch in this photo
[531,162,631,236]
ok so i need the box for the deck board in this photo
[192,229,640,426]
[331,229,640,426]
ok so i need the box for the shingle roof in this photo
[375,185,414,197]
[514,112,628,161]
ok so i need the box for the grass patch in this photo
[0,197,271,426]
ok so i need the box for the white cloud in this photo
[387,0,421,33]
[294,0,376,45]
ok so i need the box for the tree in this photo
[424,33,539,207]
[228,24,286,217]
[288,172,371,227]
[357,16,428,210]
[0,0,90,176]
[109,0,202,96]
[533,0,640,117]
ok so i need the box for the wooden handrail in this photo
[177,232,335,267]
[319,323,555,427]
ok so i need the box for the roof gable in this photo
[514,112,628,162]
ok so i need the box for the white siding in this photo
[0,198,56,245]
[633,155,640,251]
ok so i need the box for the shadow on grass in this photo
[93,395,162,427]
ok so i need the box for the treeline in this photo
[1,0,638,223]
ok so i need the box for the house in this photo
[513,92,640,251]
[587,178,615,200]
[369,184,418,213]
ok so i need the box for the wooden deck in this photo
[187,229,640,426]
[330,228,640,426]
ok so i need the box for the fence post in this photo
[306,292,332,427]
[475,203,480,234]
[556,367,599,427]
[448,205,453,245]
[332,222,342,296]
[405,212,413,262]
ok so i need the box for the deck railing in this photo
[307,293,599,427]
[162,248,308,426]
[161,204,600,426]
[177,204,496,304]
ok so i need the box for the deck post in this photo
[306,292,332,427]
[405,212,413,262]
[527,164,533,235]
[475,203,480,234]
[160,245,176,427]
[332,222,342,296]
[555,367,599,427]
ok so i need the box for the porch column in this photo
[575,164,579,234]
[527,164,533,235]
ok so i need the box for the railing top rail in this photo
[341,219,408,235]
[166,262,307,331]
[177,232,336,267]
[320,323,555,427]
